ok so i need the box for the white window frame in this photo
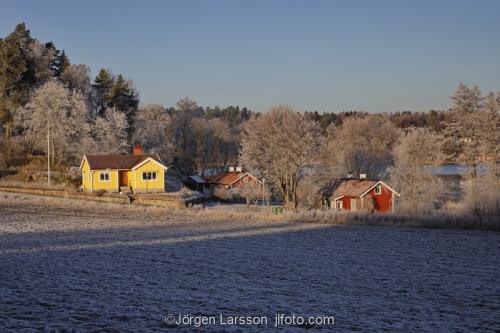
[100,171,110,182]
[336,200,343,210]
[351,198,357,211]
[374,184,382,195]
[142,171,157,181]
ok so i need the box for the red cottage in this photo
[319,175,400,213]
[204,170,263,192]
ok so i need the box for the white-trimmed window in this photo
[336,201,343,210]
[142,171,157,181]
[374,184,382,195]
[351,198,357,211]
[100,171,110,182]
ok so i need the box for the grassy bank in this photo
[1,191,498,231]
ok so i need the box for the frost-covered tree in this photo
[444,83,484,164]
[133,104,172,160]
[481,92,500,163]
[60,64,92,96]
[32,40,57,85]
[444,84,499,217]
[390,127,444,214]
[92,108,128,153]
[240,105,322,208]
[15,80,92,166]
[325,115,400,178]
[460,91,500,221]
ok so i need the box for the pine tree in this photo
[51,47,70,77]
[107,74,139,131]
[93,68,114,116]
[0,23,34,138]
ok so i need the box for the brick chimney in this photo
[133,144,143,155]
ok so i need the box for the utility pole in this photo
[47,118,51,187]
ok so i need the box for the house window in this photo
[142,172,157,181]
[351,198,357,211]
[100,171,110,182]
[336,201,343,210]
[374,184,382,195]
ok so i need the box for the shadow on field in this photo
[0,220,323,254]
[0,217,499,333]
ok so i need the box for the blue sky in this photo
[1,0,499,112]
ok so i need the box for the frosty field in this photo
[0,195,499,332]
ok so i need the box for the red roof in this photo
[319,178,383,199]
[83,154,161,170]
[204,172,246,186]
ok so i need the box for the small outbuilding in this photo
[318,174,400,213]
[183,175,206,192]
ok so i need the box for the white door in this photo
[351,198,357,211]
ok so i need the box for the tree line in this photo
[0,23,498,217]
[240,85,498,215]
[0,23,251,175]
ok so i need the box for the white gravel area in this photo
[0,194,499,332]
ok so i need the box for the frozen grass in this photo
[193,206,500,231]
[0,195,499,332]
[0,180,74,191]
[0,192,170,214]
[282,209,500,231]
[1,192,499,231]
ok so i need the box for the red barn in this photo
[319,176,400,213]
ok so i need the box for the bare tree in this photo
[92,108,128,153]
[191,117,238,175]
[445,84,485,163]
[133,104,172,160]
[60,64,92,96]
[240,105,322,209]
[325,115,400,178]
[176,97,198,112]
[233,177,269,207]
[481,92,500,163]
[460,91,500,220]
[167,97,202,173]
[390,127,444,214]
[444,84,493,218]
[32,40,57,85]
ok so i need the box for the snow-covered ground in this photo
[0,194,499,332]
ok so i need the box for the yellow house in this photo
[80,153,168,193]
